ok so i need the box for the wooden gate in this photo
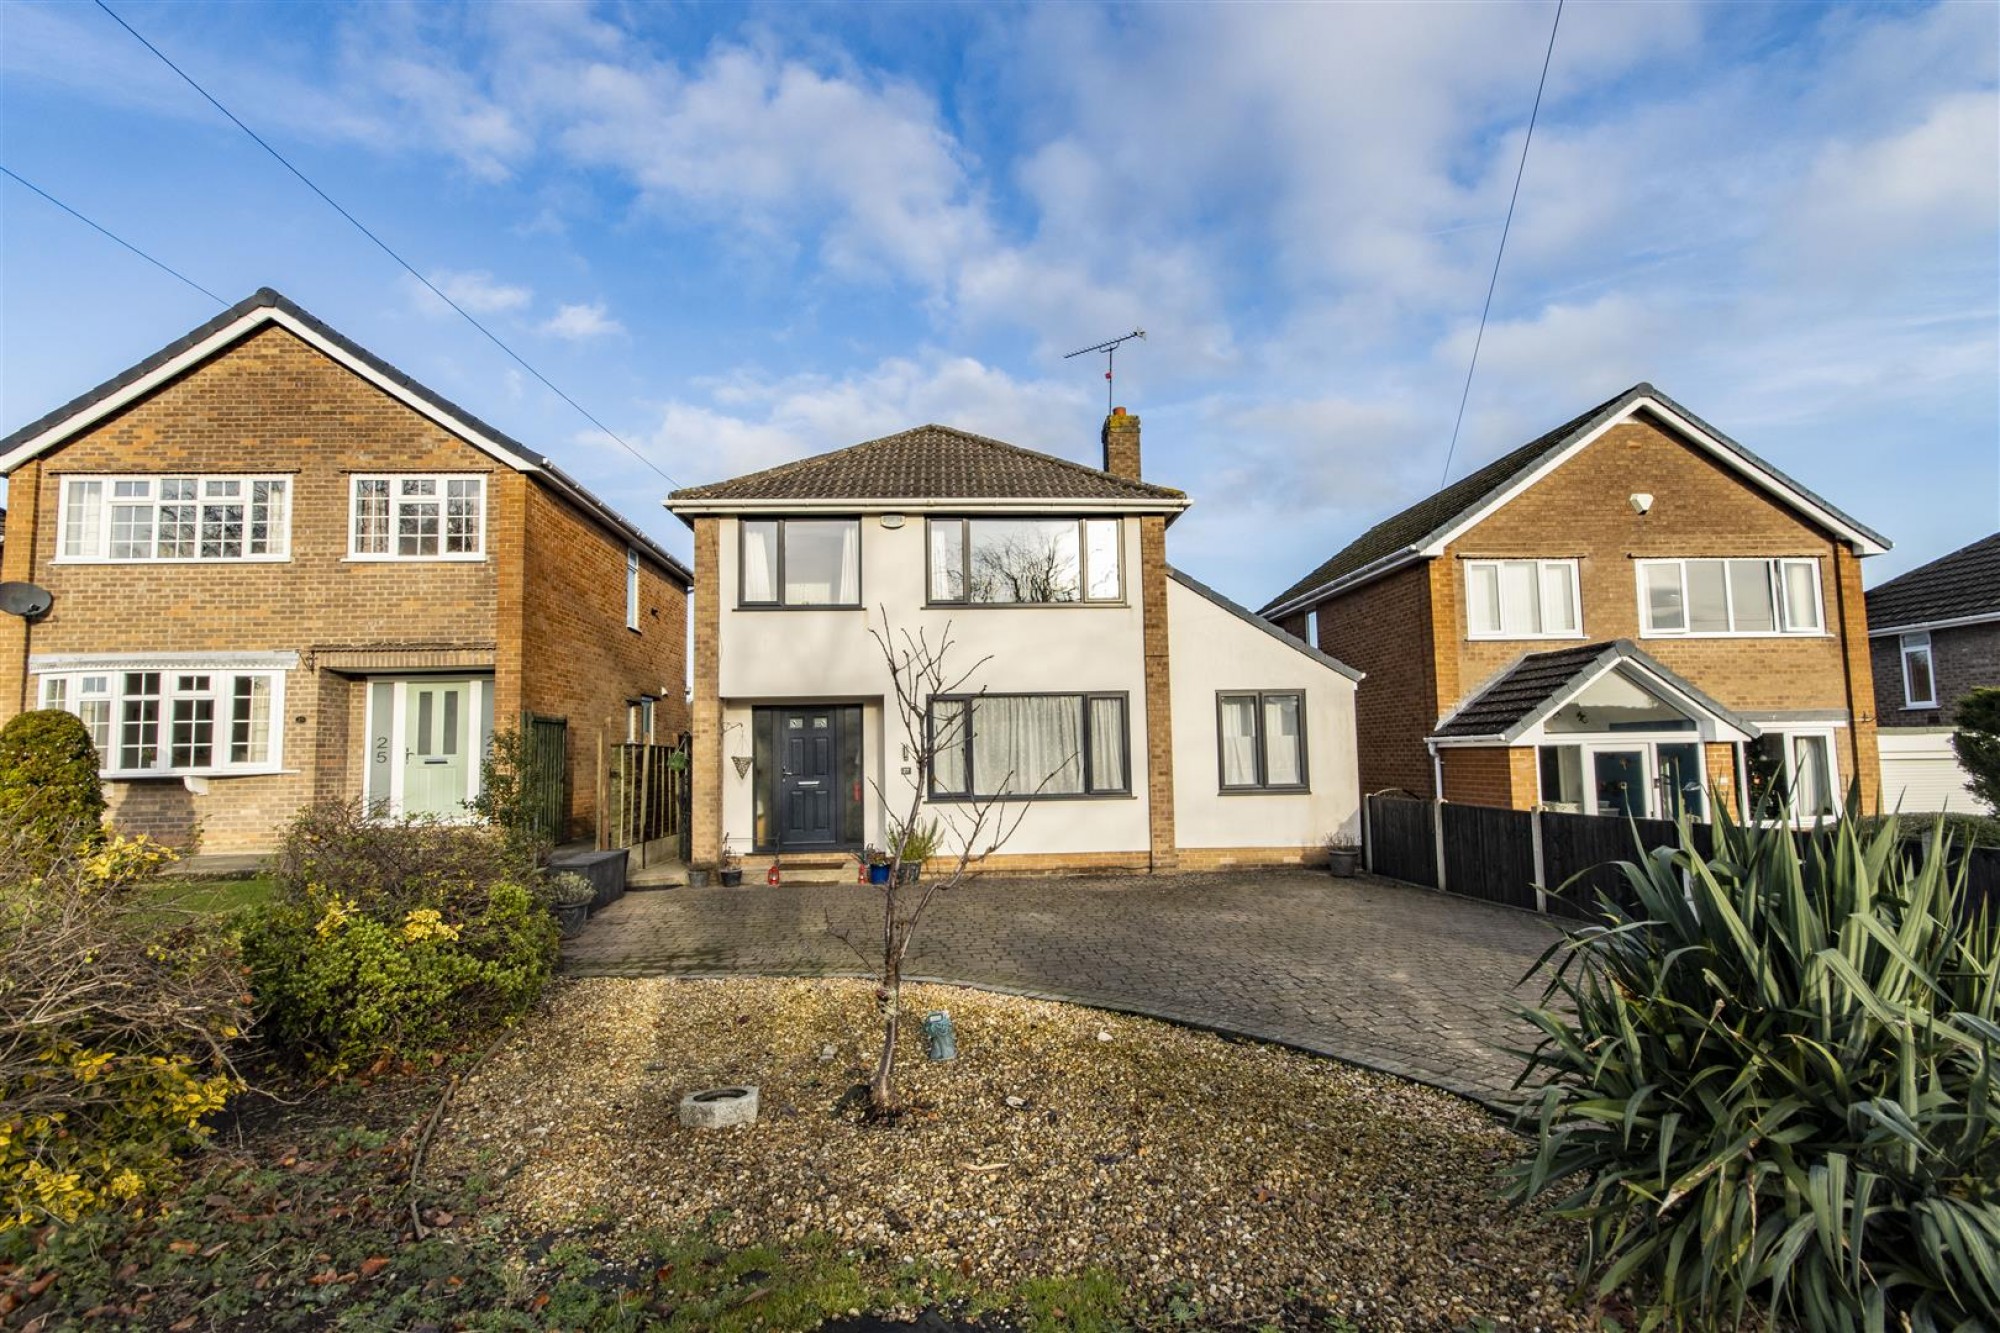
[519,712,569,844]
[605,737,689,851]
[1366,794,1438,888]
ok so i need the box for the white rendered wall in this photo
[715,512,1152,857]
[1167,579,1362,849]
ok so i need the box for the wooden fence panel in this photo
[1538,812,1700,918]
[607,740,689,850]
[1367,794,1437,888]
[1439,803,1539,910]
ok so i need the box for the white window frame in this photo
[1746,726,1842,824]
[1900,631,1938,709]
[347,474,487,561]
[626,549,641,631]
[39,667,287,778]
[1636,557,1825,638]
[1463,558,1583,640]
[55,473,292,563]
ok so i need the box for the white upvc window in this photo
[1900,631,1937,708]
[349,474,485,559]
[626,549,641,630]
[1464,559,1581,639]
[40,668,284,776]
[1638,558,1823,637]
[1746,727,1840,822]
[58,474,290,562]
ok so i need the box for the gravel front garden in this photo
[432,976,1590,1330]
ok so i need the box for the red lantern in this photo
[766,862,781,886]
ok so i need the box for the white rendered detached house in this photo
[668,410,1363,876]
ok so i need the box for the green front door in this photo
[402,680,472,817]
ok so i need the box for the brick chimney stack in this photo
[1101,406,1142,480]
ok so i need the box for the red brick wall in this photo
[1873,621,2000,728]
[518,480,690,841]
[1314,562,1438,797]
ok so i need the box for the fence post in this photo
[1530,805,1547,914]
[595,730,606,852]
[1363,795,1375,875]
[1432,799,1448,893]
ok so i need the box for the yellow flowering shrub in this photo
[79,832,179,891]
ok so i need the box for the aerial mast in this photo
[1064,329,1146,415]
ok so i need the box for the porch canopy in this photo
[1431,640,1759,748]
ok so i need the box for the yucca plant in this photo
[1505,807,2000,1331]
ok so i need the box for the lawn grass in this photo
[140,874,279,916]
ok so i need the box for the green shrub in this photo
[0,838,246,1226]
[1506,811,1999,1331]
[0,709,107,866]
[272,799,535,920]
[241,880,556,1074]
[1954,687,2000,815]
[467,728,555,866]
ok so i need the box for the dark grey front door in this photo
[778,708,839,848]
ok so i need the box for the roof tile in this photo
[1866,532,2000,630]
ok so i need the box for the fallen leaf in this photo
[360,1256,391,1279]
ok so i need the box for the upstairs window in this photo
[60,475,289,561]
[1464,559,1580,639]
[928,517,1122,605]
[1639,558,1822,636]
[1900,631,1937,708]
[740,519,860,607]
[40,668,281,775]
[626,550,641,630]
[350,475,485,559]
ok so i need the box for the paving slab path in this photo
[563,869,1568,1106]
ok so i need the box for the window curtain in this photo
[742,521,777,602]
[837,521,861,604]
[1782,561,1820,631]
[929,700,968,794]
[973,696,1082,795]
[1220,696,1259,786]
[1263,695,1302,786]
[1088,697,1126,791]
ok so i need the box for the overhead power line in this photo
[92,0,680,489]
[1439,0,1564,487]
[2,165,226,305]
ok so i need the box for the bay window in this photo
[1464,559,1580,638]
[1900,632,1937,708]
[60,475,289,561]
[40,668,283,775]
[740,518,861,607]
[1639,558,1822,636]
[1218,690,1308,791]
[350,475,485,558]
[928,517,1122,604]
[927,693,1128,799]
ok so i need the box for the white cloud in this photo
[411,269,534,316]
[541,301,623,339]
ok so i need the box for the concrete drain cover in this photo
[678,1085,759,1129]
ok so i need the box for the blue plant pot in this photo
[868,863,891,885]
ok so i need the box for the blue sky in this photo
[3,0,1995,604]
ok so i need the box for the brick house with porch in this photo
[0,288,690,852]
[1261,383,1889,822]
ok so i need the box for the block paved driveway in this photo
[564,869,1567,1106]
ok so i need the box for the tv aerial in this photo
[1065,329,1145,415]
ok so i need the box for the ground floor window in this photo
[1746,730,1838,820]
[1217,690,1307,791]
[40,667,282,775]
[1535,739,1707,820]
[927,693,1128,800]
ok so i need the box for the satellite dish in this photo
[0,583,52,619]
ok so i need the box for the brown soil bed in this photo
[432,976,1587,1330]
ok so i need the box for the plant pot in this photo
[719,868,744,887]
[555,903,590,938]
[689,869,712,888]
[867,863,892,886]
[1326,849,1360,878]
[895,862,921,887]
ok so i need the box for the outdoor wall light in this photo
[1629,492,1655,515]
[879,513,906,529]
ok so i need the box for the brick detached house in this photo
[1867,531,1999,813]
[666,410,1362,876]
[0,289,691,853]
[1261,383,1889,823]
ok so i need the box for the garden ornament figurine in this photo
[922,1010,957,1062]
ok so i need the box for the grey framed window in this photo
[739,518,862,607]
[927,517,1122,604]
[1217,690,1307,792]
[926,693,1129,799]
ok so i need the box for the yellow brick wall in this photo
[1138,513,1177,871]
[1314,562,1438,798]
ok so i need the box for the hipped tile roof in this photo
[1865,532,2000,631]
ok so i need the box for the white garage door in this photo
[1878,728,1979,813]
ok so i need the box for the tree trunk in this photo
[870,960,900,1112]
